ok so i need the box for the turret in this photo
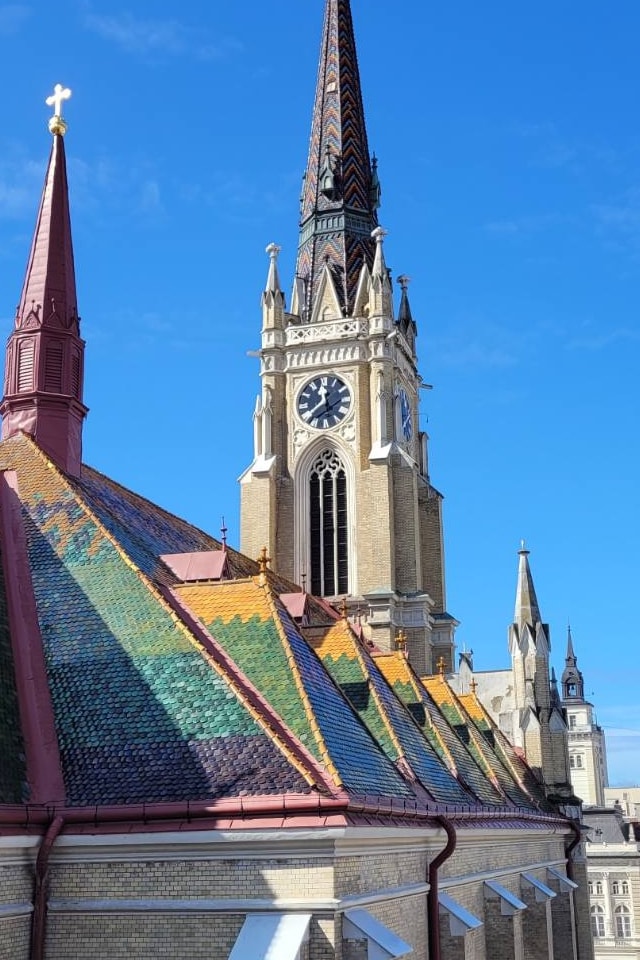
[0,85,86,476]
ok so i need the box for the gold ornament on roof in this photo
[437,656,446,677]
[395,630,407,652]
[46,84,72,136]
[257,546,271,575]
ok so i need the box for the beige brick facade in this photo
[0,825,592,960]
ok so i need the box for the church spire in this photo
[514,543,542,628]
[561,625,585,700]
[296,0,379,320]
[0,85,87,476]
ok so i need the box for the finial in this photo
[220,516,228,550]
[340,597,348,620]
[46,83,72,136]
[398,275,411,291]
[470,677,478,695]
[519,538,529,555]
[395,630,407,653]
[437,656,446,677]
[301,570,307,593]
[266,242,281,261]
[257,546,271,575]
[371,226,388,245]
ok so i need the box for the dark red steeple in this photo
[296,0,380,319]
[1,87,87,476]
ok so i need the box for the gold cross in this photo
[257,546,271,575]
[46,83,71,136]
[470,678,478,695]
[395,630,407,652]
[437,656,446,676]
[340,597,348,620]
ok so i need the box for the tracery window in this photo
[615,906,631,938]
[590,906,605,938]
[309,449,348,596]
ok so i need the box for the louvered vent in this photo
[71,355,80,398]
[44,342,63,392]
[17,341,35,392]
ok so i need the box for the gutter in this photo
[427,816,457,960]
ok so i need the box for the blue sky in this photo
[1,0,639,786]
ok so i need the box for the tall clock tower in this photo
[240,0,456,674]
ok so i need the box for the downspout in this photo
[565,819,581,883]
[565,819,583,960]
[427,816,457,960]
[31,814,65,960]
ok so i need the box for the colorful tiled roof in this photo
[376,654,507,806]
[176,581,413,799]
[0,435,312,806]
[424,676,542,807]
[310,621,476,805]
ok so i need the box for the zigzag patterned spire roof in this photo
[296,0,379,318]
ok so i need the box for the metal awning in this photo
[521,872,556,902]
[547,867,579,892]
[343,909,412,959]
[438,892,483,936]
[484,880,527,915]
[229,913,311,960]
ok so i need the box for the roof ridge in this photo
[334,623,409,767]
[378,655,461,779]
[260,579,345,787]
[424,676,508,799]
[459,693,540,804]
[165,585,340,795]
[24,439,330,796]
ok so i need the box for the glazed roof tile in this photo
[376,655,506,806]
[458,693,546,807]
[0,436,311,805]
[425,677,541,807]
[311,622,473,805]
[176,580,413,799]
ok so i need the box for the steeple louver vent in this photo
[71,355,80,398]
[17,341,35,392]
[44,342,63,392]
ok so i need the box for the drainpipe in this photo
[565,819,582,883]
[427,816,457,960]
[565,819,583,960]
[31,814,65,960]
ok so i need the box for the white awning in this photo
[229,913,311,960]
[343,909,412,960]
[547,867,579,892]
[484,880,527,916]
[438,892,483,936]
[521,872,556,902]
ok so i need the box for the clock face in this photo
[399,388,413,441]
[297,375,351,430]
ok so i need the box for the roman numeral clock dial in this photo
[297,376,352,430]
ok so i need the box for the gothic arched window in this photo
[615,906,631,938]
[309,449,348,596]
[590,906,605,938]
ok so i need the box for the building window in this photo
[588,881,594,895]
[575,754,584,769]
[569,714,577,729]
[570,755,575,769]
[612,881,620,895]
[622,881,629,896]
[591,906,605,938]
[615,906,631,939]
[309,449,349,596]
[595,882,603,896]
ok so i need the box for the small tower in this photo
[240,0,456,675]
[0,85,86,476]
[561,627,608,806]
[509,545,572,798]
